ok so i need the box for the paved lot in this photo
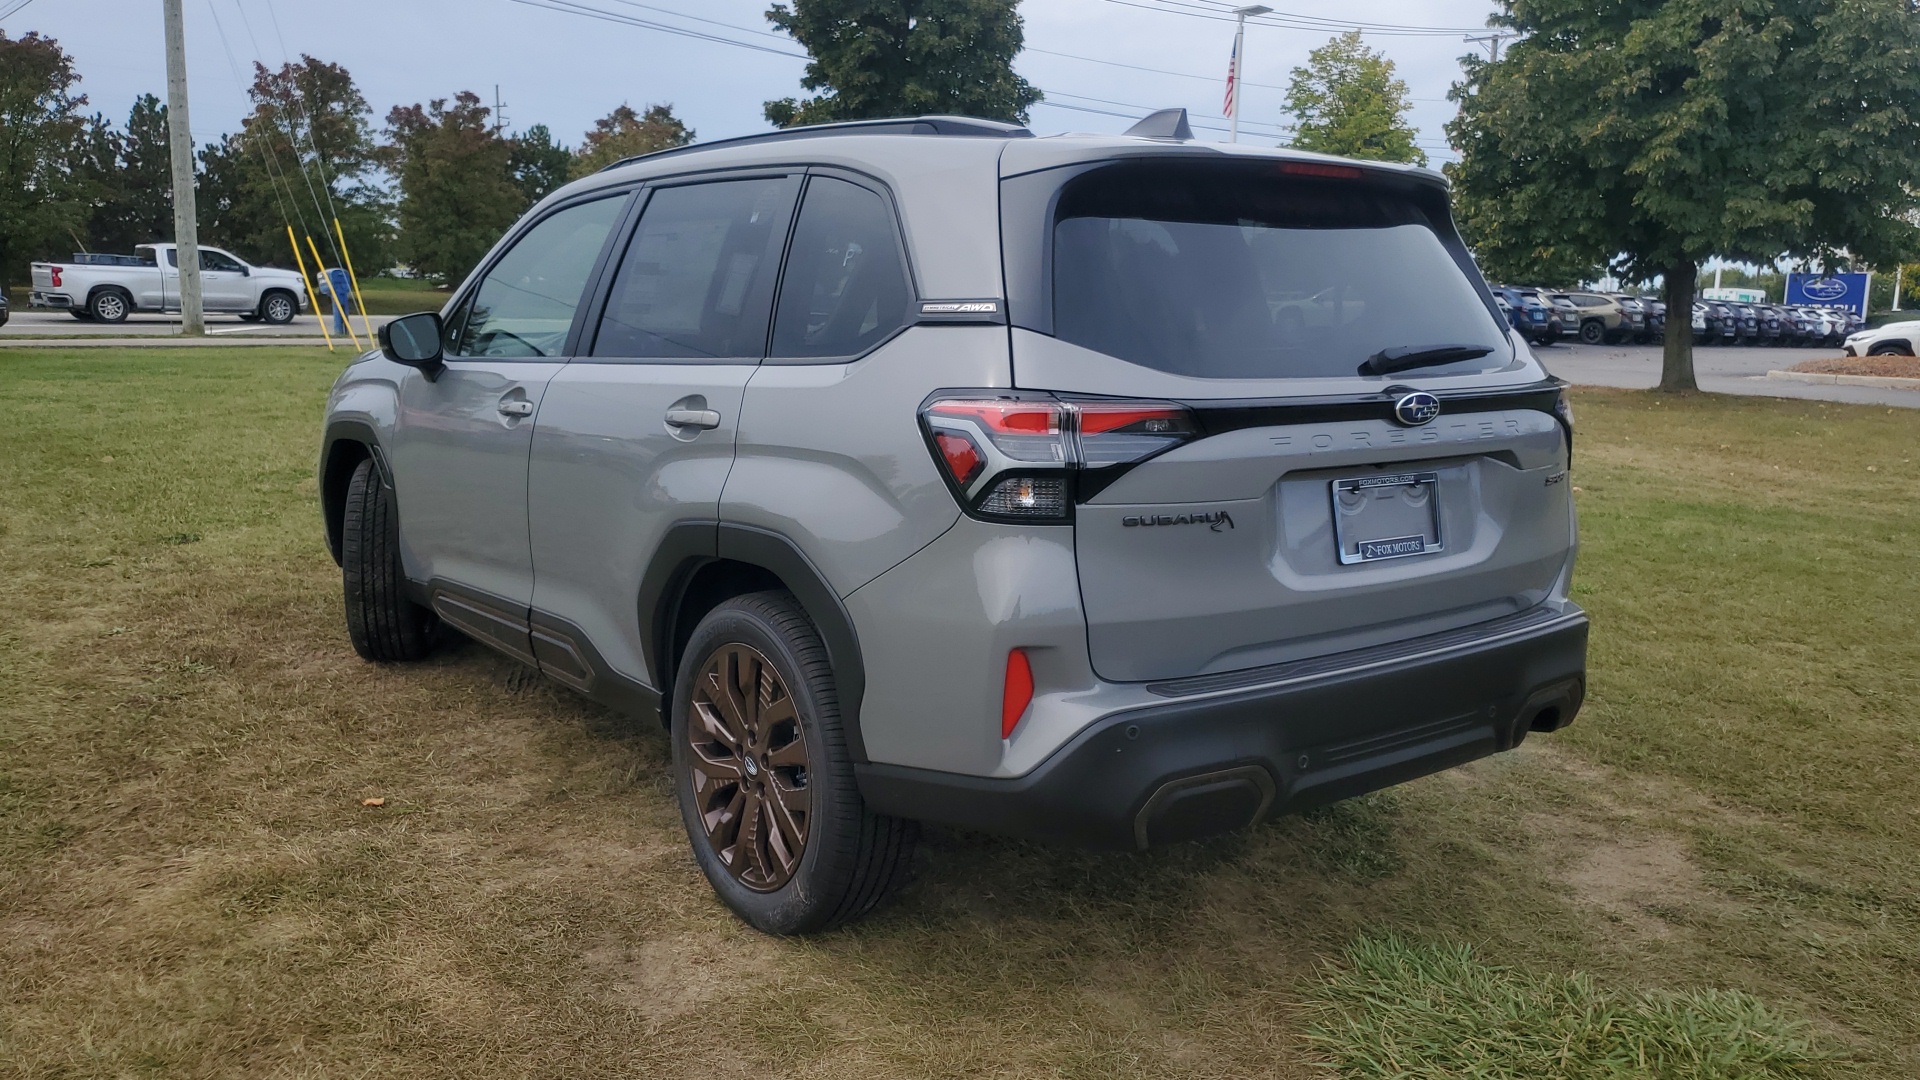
[1538,341,1920,408]
[0,309,392,338]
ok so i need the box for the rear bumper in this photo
[856,605,1588,850]
[30,291,74,309]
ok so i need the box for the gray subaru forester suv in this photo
[320,112,1587,935]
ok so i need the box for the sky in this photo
[3,0,1502,165]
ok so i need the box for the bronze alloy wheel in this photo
[685,642,811,892]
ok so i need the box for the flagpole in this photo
[1228,6,1271,144]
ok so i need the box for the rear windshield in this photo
[1051,163,1510,380]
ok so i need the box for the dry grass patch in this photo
[2,354,1916,1076]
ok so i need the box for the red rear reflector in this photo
[1001,649,1034,739]
[933,431,985,486]
[1279,162,1366,180]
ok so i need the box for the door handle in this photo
[497,400,534,417]
[664,407,721,430]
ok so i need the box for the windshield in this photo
[1051,163,1510,380]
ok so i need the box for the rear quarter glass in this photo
[1041,161,1511,381]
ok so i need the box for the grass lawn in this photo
[343,275,449,315]
[2,348,1916,1078]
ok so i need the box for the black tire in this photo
[1868,342,1913,356]
[341,457,439,662]
[1579,320,1605,345]
[89,288,131,323]
[258,290,297,325]
[672,591,916,935]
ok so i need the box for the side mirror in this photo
[379,311,445,378]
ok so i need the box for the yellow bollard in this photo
[287,226,334,352]
[333,217,375,343]
[307,234,363,350]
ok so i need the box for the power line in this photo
[258,0,350,267]
[0,0,38,22]
[503,0,808,58]
[593,0,797,42]
[203,0,310,242]
[1122,0,1489,35]
[1021,46,1449,104]
[1044,89,1288,135]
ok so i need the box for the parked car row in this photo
[1687,301,1863,347]
[1489,286,1662,346]
[1490,284,1862,348]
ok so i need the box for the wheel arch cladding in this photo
[640,522,871,761]
[319,421,386,565]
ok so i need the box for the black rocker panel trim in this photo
[421,577,664,722]
[527,608,664,722]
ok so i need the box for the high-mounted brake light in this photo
[1278,162,1366,180]
[920,395,1198,521]
[1001,649,1034,739]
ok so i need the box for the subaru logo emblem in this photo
[1393,392,1440,427]
[1802,277,1848,301]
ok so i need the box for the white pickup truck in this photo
[29,243,309,324]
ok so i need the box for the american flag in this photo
[1223,35,1239,116]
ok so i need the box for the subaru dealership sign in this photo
[1785,272,1871,315]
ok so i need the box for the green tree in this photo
[571,103,692,177]
[86,94,174,253]
[1283,30,1425,166]
[764,0,1041,128]
[383,92,522,285]
[509,123,573,207]
[196,57,389,273]
[1447,2,1920,391]
[0,31,90,283]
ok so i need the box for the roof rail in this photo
[600,115,1034,173]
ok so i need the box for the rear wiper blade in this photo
[1360,344,1494,377]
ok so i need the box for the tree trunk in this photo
[1660,262,1699,392]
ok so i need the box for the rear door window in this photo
[591,177,796,359]
[771,177,912,358]
[1050,163,1508,379]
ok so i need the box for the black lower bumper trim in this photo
[856,607,1588,850]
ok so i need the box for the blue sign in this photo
[1785,272,1870,315]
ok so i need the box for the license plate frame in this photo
[1331,471,1443,565]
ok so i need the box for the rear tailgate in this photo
[1063,361,1571,681]
[999,155,1575,684]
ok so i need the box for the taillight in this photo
[49,266,63,287]
[920,395,1197,522]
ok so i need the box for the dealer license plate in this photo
[1331,472,1443,565]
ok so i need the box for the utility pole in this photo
[162,0,204,335]
[1227,5,1271,144]
[493,84,510,136]
[1463,32,1512,62]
